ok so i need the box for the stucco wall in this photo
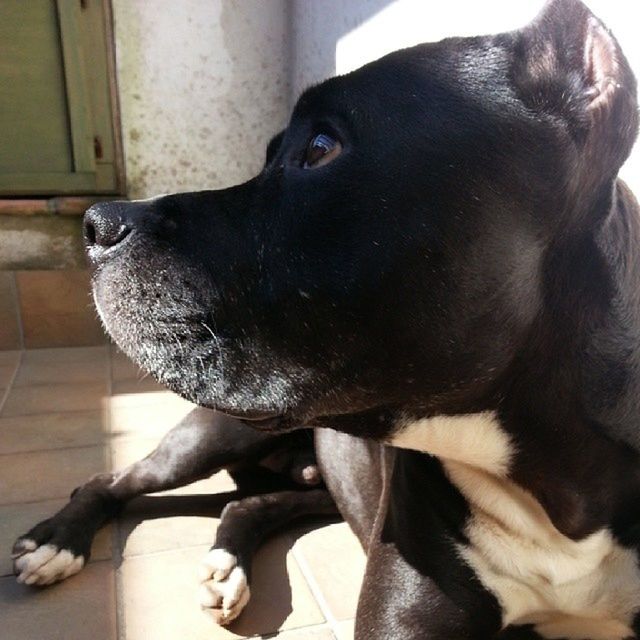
[113,1,640,198]
[112,0,289,199]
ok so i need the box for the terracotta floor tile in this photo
[107,388,184,409]
[1,380,107,417]
[0,368,15,391]
[0,410,106,454]
[0,446,109,505]
[107,392,196,439]
[0,274,21,351]
[112,377,167,394]
[21,346,108,365]
[13,358,108,387]
[0,352,20,388]
[118,511,219,558]
[109,346,147,381]
[16,270,106,348]
[108,435,162,469]
[120,536,324,640]
[0,350,21,366]
[115,468,243,558]
[292,523,365,622]
[108,348,173,393]
[0,560,116,640]
[0,364,16,389]
[0,498,112,577]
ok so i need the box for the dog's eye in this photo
[303,133,342,169]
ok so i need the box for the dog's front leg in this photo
[11,408,278,586]
[354,537,499,640]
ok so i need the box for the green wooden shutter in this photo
[0,0,123,195]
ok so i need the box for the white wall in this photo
[290,0,640,194]
[113,1,640,198]
[112,0,289,199]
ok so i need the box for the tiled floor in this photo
[0,347,366,640]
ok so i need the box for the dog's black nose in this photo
[84,201,134,249]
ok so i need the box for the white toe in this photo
[199,557,250,626]
[15,544,58,582]
[15,544,84,586]
[200,548,237,582]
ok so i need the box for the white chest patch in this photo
[388,412,640,639]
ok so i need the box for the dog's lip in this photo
[241,415,286,431]
[219,408,286,431]
[224,408,279,421]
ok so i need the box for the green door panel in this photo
[0,0,74,175]
[0,0,122,196]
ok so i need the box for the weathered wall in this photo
[0,215,85,271]
[111,0,639,198]
[112,0,289,198]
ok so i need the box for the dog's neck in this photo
[388,180,640,542]
[587,181,640,447]
[494,180,640,540]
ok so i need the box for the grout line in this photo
[11,272,25,349]
[106,344,128,640]
[117,542,212,562]
[0,440,110,458]
[0,495,81,508]
[114,531,126,640]
[0,432,162,458]
[0,494,81,508]
[0,350,23,419]
[291,540,342,640]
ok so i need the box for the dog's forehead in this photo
[290,37,517,135]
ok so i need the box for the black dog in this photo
[13,0,640,637]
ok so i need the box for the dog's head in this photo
[86,0,637,435]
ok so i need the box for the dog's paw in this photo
[12,539,85,586]
[12,515,92,587]
[198,548,250,625]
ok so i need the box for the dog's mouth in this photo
[223,408,281,426]
[228,411,289,432]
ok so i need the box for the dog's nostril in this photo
[84,221,97,246]
[93,222,130,248]
[83,212,131,249]
[109,224,131,246]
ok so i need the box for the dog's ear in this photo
[514,0,638,187]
